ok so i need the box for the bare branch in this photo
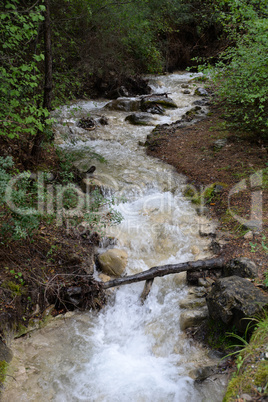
[101,257,224,289]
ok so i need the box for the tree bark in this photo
[101,257,224,289]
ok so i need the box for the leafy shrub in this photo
[210,0,268,136]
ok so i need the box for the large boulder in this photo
[105,98,141,112]
[206,276,268,332]
[125,113,157,126]
[97,249,128,277]
[141,95,178,109]
[194,87,209,96]
[223,257,258,279]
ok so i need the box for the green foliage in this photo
[0,152,123,242]
[0,1,53,140]
[0,156,41,241]
[209,0,268,136]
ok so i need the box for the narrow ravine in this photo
[3,72,228,402]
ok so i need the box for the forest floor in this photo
[146,103,268,284]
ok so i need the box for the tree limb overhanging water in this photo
[101,257,224,289]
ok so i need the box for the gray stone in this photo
[189,365,216,381]
[195,87,209,96]
[125,113,156,125]
[179,296,207,309]
[105,98,141,112]
[223,257,258,279]
[180,307,209,330]
[141,95,178,109]
[206,276,268,332]
[0,340,13,363]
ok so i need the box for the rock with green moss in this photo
[141,95,178,109]
[206,276,268,332]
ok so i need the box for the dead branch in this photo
[101,257,224,289]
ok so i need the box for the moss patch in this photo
[0,360,8,385]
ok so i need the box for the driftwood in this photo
[140,279,154,304]
[101,257,224,290]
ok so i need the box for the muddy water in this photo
[2,72,227,402]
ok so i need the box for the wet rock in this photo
[181,84,189,88]
[179,295,207,309]
[198,277,215,287]
[97,116,109,125]
[189,365,216,381]
[182,89,191,94]
[105,98,141,112]
[97,249,128,277]
[180,307,209,330]
[125,113,156,125]
[199,220,217,237]
[194,87,209,96]
[0,339,13,363]
[77,117,96,131]
[209,240,221,255]
[141,103,165,115]
[206,276,268,332]
[141,95,178,109]
[192,99,210,106]
[223,257,258,279]
[188,287,207,297]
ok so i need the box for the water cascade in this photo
[3,73,228,402]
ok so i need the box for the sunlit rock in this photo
[97,248,128,276]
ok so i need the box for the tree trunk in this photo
[31,0,52,158]
[101,257,224,289]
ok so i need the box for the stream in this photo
[2,72,228,402]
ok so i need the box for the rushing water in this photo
[3,72,227,402]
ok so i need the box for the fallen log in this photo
[101,257,224,290]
